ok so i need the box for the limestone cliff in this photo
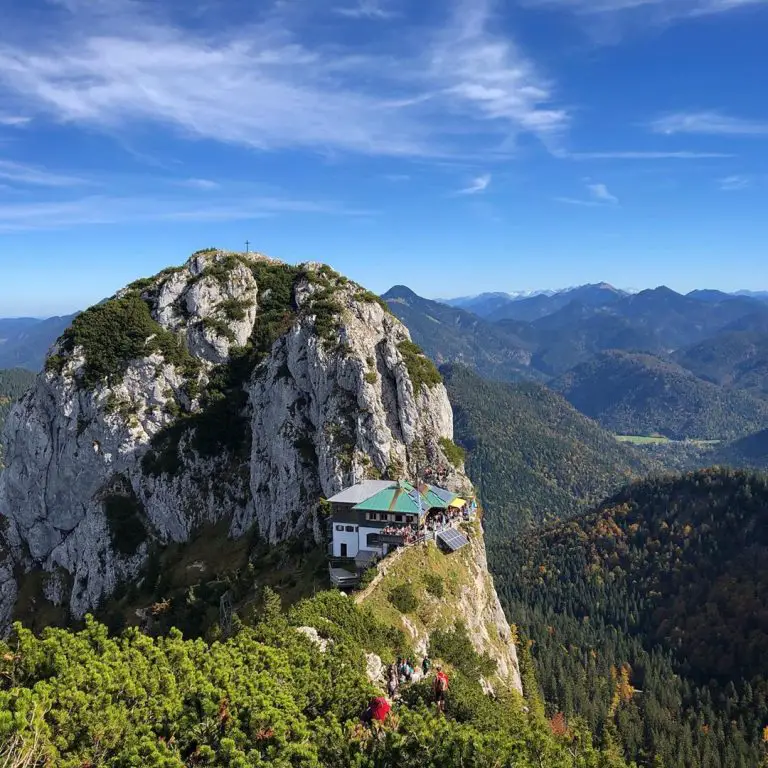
[0,250,470,628]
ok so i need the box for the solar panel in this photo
[437,529,469,552]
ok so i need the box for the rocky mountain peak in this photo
[0,248,471,629]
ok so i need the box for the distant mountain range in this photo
[441,284,768,320]
[384,283,768,442]
[0,314,77,370]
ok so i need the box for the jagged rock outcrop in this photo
[0,250,470,629]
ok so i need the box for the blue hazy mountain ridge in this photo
[381,285,545,382]
[385,283,768,442]
[550,350,768,441]
[385,283,768,380]
[441,285,768,324]
[442,291,555,318]
[486,283,628,323]
[529,287,768,349]
[673,332,768,399]
[0,314,78,371]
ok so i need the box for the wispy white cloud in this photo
[383,173,411,182]
[431,0,568,144]
[651,111,768,137]
[0,160,86,186]
[0,193,374,233]
[555,196,603,207]
[587,182,619,203]
[0,115,30,127]
[565,150,734,159]
[556,180,619,206]
[178,178,220,190]
[457,173,492,195]
[333,0,397,19]
[0,0,566,161]
[719,174,751,191]
[523,0,766,20]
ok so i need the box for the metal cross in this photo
[245,240,250,254]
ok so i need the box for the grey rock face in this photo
[0,251,468,628]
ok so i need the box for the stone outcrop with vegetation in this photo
[0,249,467,628]
[355,519,523,694]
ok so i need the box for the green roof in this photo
[353,480,428,515]
[417,483,452,509]
[351,480,455,515]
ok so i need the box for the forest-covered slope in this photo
[383,285,541,382]
[0,583,629,766]
[442,364,652,537]
[713,428,768,469]
[0,368,35,433]
[673,331,768,398]
[493,468,768,768]
[552,350,768,440]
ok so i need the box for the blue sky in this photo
[0,0,767,316]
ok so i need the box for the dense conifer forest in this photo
[443,364,651,536]
[490,468,768,768]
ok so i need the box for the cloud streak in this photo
[0,193,375,233]
[0,115,30,127]
[0,160,87,187]
[651,111,768,136]
[565,150,734,159]
[456,173,492,194]
[333,1,397,19]
[178,178,220,190]
[0,0,566,161]
[556,180,619,206]
[587,182,618,203]
[522,0,767,19]
[719,174,750,191]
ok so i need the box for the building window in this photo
[345,525,354,532]
[367,532,380,547]
[395,514,403,522]
[379,513,387,521]
[335,525,344,531]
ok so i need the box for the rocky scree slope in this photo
[0,249,470,630]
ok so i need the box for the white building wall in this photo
[332,523,360,557]
[357,526,386,555]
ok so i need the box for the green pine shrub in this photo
[438,437,465,468]
[388,583,419,614]
[423,573,445,598]
[429,621,497,680]
[397,340,442,396]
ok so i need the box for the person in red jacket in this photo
[361,695,391,725]
[433,667,449,713]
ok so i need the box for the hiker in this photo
[361,695,391,725]
[387,667,399,697]
[404,658,414,683]
[433,666,449,713]
[422,655,432,676]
